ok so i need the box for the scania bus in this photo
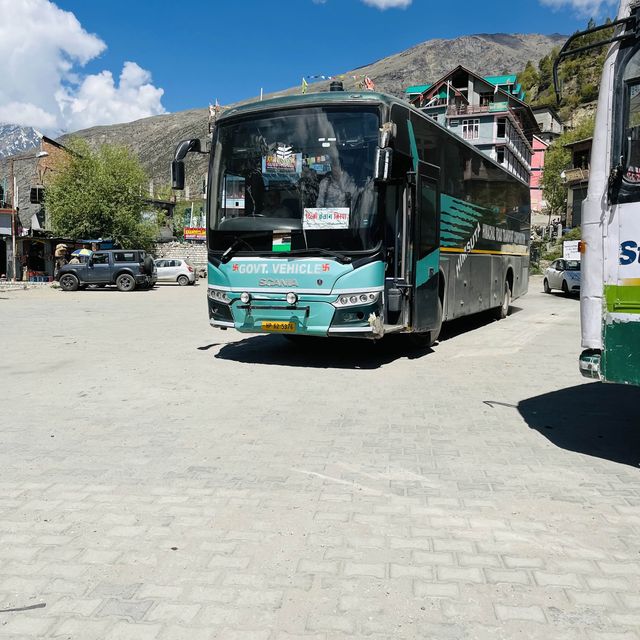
[555,0,640,385]
[172,85,530,345]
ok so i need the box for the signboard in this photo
[262,151,302,175]
[303,208,350,230]
[563,240,581,261]
[184,227,206,241]
[0,212,12,236]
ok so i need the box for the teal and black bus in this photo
[172,86,530,345]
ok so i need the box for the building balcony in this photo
[445,103,510,116]
[563,167,590,184]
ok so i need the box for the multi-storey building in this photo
[530,135,549,215]
[0,136,71,280]
[532,106,564,143]
[562,136,592,227]
[406,66,541,187]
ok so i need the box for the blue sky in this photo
[59,0,612,111]
[0,0,618,132]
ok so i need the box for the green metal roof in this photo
[405,84,431,94]
[483,74,517,86]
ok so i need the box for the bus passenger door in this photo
[411,161,441,334]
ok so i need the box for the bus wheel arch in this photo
[505,267,514,296]
[495,268,513,320]
[438,269,446,321]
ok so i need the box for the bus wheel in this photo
[409,299,442,349]
[495,279,511,320]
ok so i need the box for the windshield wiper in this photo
[220,237,255,263]
[288,248,352,264]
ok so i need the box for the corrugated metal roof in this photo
[405,84,431,94]
[484,74,517,86]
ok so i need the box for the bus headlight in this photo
[286,292,298,305]
[208,288,231,304]
[240,291,251,304]
[333,292,380,308]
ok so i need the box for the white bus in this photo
[555,0,640,385]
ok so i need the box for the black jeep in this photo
[57,250,157,292]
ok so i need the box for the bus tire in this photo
[495,279,511,320]
[409,299,442,349]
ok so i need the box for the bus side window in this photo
[625,81,640,183]
[618,47,640,196]
[419,181,438,257]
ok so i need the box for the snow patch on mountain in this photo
[0,124,42,159]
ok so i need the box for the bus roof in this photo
[218,90,404,122]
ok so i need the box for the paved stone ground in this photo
[1,277,639,640]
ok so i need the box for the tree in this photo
[541,143,570,222]
[46,139,155,249]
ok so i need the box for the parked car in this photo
[544,259,581,294]
[154,258,196,286]
[57,250,156,292]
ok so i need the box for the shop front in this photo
[14,234,79,282]
[0,209,14,280]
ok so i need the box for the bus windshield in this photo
[209,106,381,255]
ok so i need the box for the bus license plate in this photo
[261,321,296,333]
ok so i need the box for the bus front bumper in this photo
[208,295,382,338]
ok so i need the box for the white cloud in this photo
[360,0,412,8]
[0,0,166,133]
[539,0,617,16]
[57,62,165,131]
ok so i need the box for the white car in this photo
[154,258,196,286]
[544,259,581,294]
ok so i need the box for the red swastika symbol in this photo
[232,264,239,271]
[322,263,330,272]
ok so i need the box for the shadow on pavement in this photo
[211,306,526,369]
[518,382,640,468]
[438,306,523,342]
[213,333,432,369]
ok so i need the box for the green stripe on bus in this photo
[407,119,419,171]
[602,319,640,385]
[415,250,440,287]
[605,284,640,314]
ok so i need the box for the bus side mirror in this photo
[607,159,624,204]
[374,147,393,181]
[171,138,204,191]
[172,160,185,190]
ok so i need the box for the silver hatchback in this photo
[154,258,196,286]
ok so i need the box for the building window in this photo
[462,119,479,140]
[496,148,505,164]
[497,118,506,139]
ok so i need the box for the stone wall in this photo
[152,241,207,268]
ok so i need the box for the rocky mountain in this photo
[65,32,567,193]
[0,124,41,159]
[277,33,568,98]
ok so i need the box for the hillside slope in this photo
[64,32,567,192]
